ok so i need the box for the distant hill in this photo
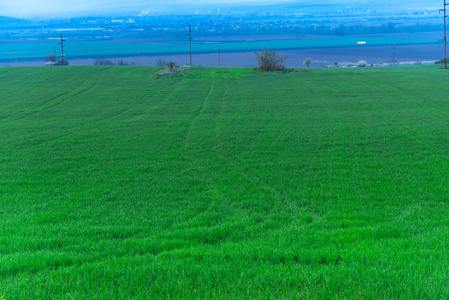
[1,0,440,18]
[0,16,29,25]
[98,0,441,13]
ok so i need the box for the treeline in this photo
[123,21,441,39]
[93,57,136,66]
[0,21,442,41]
[176,22,442,38]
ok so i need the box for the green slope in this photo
[2,65,449,298]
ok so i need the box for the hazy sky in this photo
[0,0,292,17]
[0,0,441,18]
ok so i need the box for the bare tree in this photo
[117,60,129,66]
[254,49,285,72]
[45,54,56,62]
[94,57,114,65]
[156,58,167,66]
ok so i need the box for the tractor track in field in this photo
[173,199,217,230]
[9,82,98,123]
[181,77,215,154]
[210,80,282,207]
[0,86,37,112]
[357,74,445,155]
[0,68,47,89]
[0,69,84,121]
[362,74,449,119]
[126,80,187,123]
[6,81,185,152]
[0,88,74,122]
[353,72,449,128]
[2,69,105,123]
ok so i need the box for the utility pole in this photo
[53,46,56,58]
[440,0,449,69]
[187,25,194,65]
[218,47,221,67]
[58,33,66,59]
[392,45,396,66]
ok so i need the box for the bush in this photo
[254,49,285,72]
[303,58,313,68]
[45,54,56,62]
[55,58,69,66]
[94,57,114,65]
[357,60,368,67]
[435,58,449,65]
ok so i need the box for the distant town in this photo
[0,2,443,41]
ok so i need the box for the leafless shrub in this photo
[45,54,56,62]
[94,57,114,65]
[117,60,129,66]
[156,58,167,66]
[254,49,285,72]
[55,58,69,66]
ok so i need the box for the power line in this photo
[440,0,449,69]
[393,45,396,66]
[187,25,194,65]
[58,33,66,59]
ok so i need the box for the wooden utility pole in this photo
[392,45,396,66]
[441,1,449,69]
[187,25,194,65]
[59,33,66,59]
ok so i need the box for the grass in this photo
[2,65,449,298]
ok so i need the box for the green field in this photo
[0,32,440,60]
[2,65,449,298]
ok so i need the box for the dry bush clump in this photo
[255,49,285,72]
